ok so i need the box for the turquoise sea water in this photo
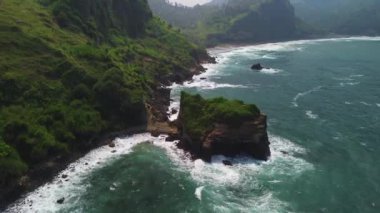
[5,37,380,213]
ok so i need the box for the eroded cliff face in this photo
[201,114,270,161]
[177,92,271,162]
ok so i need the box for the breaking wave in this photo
[292,86,323,107]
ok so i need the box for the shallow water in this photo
[6,37,380,212]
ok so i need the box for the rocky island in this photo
[176,92,271,162]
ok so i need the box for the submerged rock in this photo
[57,197,65,204]
[171,108,178,115]
[222,160,233,166]
[177,92,270,162]
[251,63,264,70]
[108,141,116,148]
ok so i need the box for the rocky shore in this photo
[0,54,214,210]
[2,51,271,209]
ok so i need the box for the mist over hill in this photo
[148,0,313,46]
[290,0,380,35]
[149,0,380,46]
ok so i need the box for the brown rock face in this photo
[178,114,270,162]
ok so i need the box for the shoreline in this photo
[0,53,214,210]
[207,35,380,53]
[4,34,379,210]
[0,126,147,210]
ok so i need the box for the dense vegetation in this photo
[179,92,260,142]
[148,0,313,46]
[0,0,206,190]
[290,0,380,35]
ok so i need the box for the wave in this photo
[168,80,247,91]
[350,74,364,78]
[210,36,380,59]
[156,134,313,212]
[345,101,353,105]
[194,186,205,201]
[339,82,360,87]
[4,133,156,213]
[305,110,319,119]
[360,101,372,106]
[292,86,323,107]
[262,54,277,59]
[6,130,313,213]
[260,68,283,75]
[334,74,363,87]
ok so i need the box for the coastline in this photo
[207,35,380,53]
[4,35,380,210]
[0,53,214,210]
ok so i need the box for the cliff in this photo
[177,92,271,162]
[0,0,210,208]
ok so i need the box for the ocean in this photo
[5,37,380,213]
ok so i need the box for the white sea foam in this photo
[168,80,248,92]
[5,133,156,213]
[335,74,363,87]
[292,86,323,107]
[339,82,360,87]
[195,186,205,201]
[345,101,353,105]
[376,103,380,108]
[6,130,312,213]
[167,99,180,121]
[360,101,372,106]
[305,110,319,119]
[156,133,313,212]
[350,74,364,78]
[260,68,283,75]
[213,36,380,60]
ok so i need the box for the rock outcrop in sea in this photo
[251,63,265,70]
[176,92,271,162]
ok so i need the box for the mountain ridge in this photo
[148,0,314,46]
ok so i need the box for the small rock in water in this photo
[62,174,68,179]
[57,197,65,204]
[111,150,117,153]
[251,63,264,70]
[166,134,179,142]
[222,160,233,166]
[151,132,160,137]
[171,108,178,115]
[200,77,207,80]
[280,151,289,155]
[108,141,116,148]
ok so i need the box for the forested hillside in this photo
[0,0,207,204]
[148,0,313,46]
[290,0,380,35]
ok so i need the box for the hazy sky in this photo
[169,0,212,7]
